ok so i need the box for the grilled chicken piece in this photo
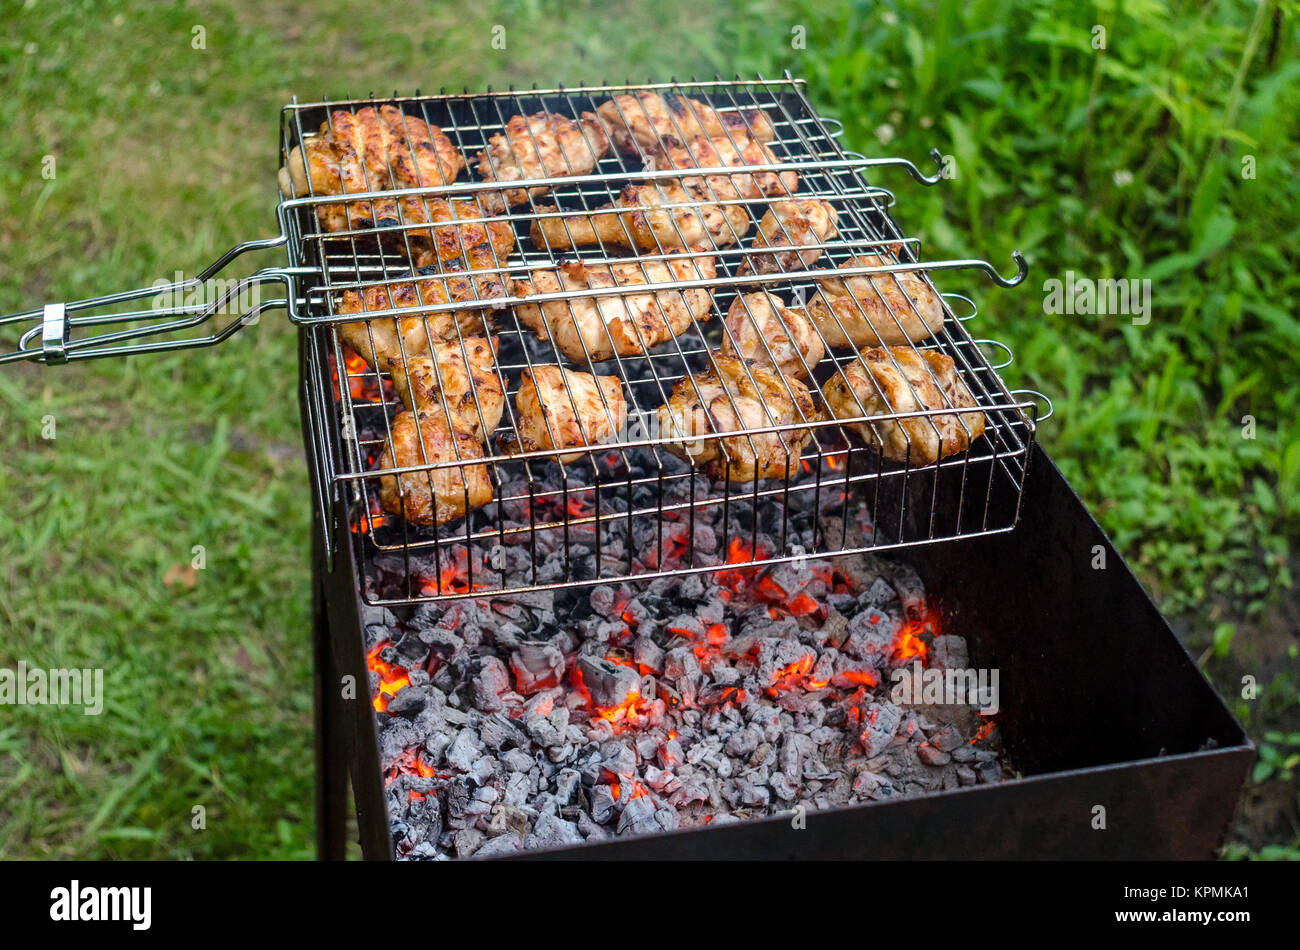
[405,196,514,282]
[377,409,494,526]
[514,257,716,363]
[529,179,750,253]
[822,346,985,465]
[387,337,503,442]
[807,250,945,348]
[658,354,819,483]
[597,92,775,155]
[279,105,466,240]
[719,292,824,380]
[737,199,839,278]
[474,111,610,214]
[652,132,796,200]
[505,365,628,463]
[337,274,497,369]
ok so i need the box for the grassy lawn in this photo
[1,0,1296,858]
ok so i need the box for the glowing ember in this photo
[894,620,930,663]
[367,640,411,713]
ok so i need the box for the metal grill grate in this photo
[284,76,1045,605]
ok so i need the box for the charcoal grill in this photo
[2,74,1047,607]
[1,74,1251,860]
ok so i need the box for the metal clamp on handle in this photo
[41,303,69,365]
[1,235,289,365]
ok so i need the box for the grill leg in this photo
[312,480,350,860]
[302,326,349,861]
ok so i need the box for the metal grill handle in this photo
[0,236,291,365]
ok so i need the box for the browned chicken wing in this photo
[807,249,946,349]
[377,409,494,526]
[474,112,610,214]
[278,105,466,242]
[822,346,985,465]
[597,92,775,155]
[657,354,819,483]
[719,292,825,380]
[386,336,503,442]
[513,257,716,363]
[505,365,628,464]
[337,274,497,369]
[529,179,749,253]
[737,199,839,278]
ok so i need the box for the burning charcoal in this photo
[663,647,701,704]
[831,656,880,690]
[471,755,499,786]
[780,733,812,784]
[976,760,1001,784]
[479,713,523,752]
[379,719,419,761]
[769,771,798,802]
[658,738,684,770]
[711,664,741,687]
[445,728,482,772]
[821,609,850,648]
[616,794,658,835]
[664,614,705,641]
[585,718,615,743]
[633,735,659,761]
[756,639,817,688]
[576,655,640,709]
[393,630,431,666]
[472,657,513,712]
[578,811,611,840]
[633,636,665,674]
[862,577,897,608]
[555,768,581,805]
[929,634,969,671]
[510,644,565,695]
[844,608,896,660]
[591,784,618,824]
[725,723,763,758]
[501,748,534,774]
[504,770,531,806]
[956,765,978,786]
[387,686,430,719]
[474,834,523,858]
[600,739,638,778]
[932,723,964,753]
[531,812,584,849]
[589,585,627,620]
[810,651,836,688]
[454,827,486,858]
[859,703,902,758]
[917,742,952,767]
[526,715,561,747]
[679,573,706,602]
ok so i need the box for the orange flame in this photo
[367,640,411,713]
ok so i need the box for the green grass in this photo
[1,0,1297,858]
